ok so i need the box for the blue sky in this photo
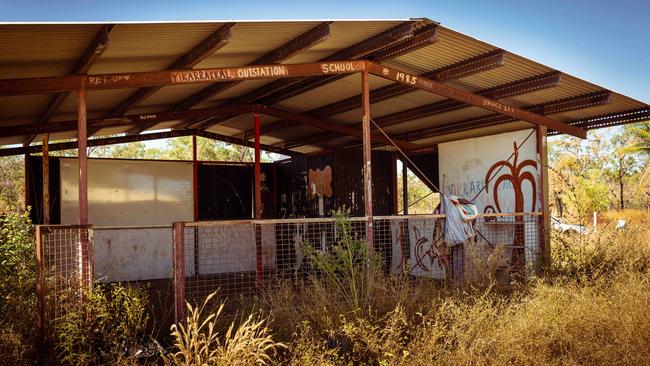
[1,0,648,104]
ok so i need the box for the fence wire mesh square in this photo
[175,214,542,308]
[36,225,93,340]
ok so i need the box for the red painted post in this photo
[173,222,185,324]
[35,225,44,347]
[42,134,50,224]
[77,88,90,284]
[254,113,264,289]
[361,70,374,251]
[24,152,30,211]
[192,135,198,221]
[536,125,550,269]
[402,160,408,215]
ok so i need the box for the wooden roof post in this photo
[361,70,374,252]
[77,87,90,284]
[42,134,50,224]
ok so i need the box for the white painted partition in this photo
[93,226,173,282]
[59,158,194,282]
[59,158,194,226]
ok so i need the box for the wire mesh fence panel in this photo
[173,213,543,320]
[35,225,93,343]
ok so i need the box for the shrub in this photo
[54,283,150,366]
[165,291,285,366]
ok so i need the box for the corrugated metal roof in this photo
[0,19,647,152]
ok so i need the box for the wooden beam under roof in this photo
[255,105,421,150]
[549,107,650,133]
[97,22,234,130]
[26,24,114,145]
[0,105,258,138]
[397,91,612,142]
[0,128,300,158]
[365,61,587,138]
[285,71,561,149]
[0,60,367,95]
[186,21,424,130]
[253,24,440,107]
[241,49,506,139]
[0,103,421,151]
[157,22,334,133]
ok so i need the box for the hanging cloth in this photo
[443,195,478,247]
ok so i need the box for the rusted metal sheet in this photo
[0,61,366,96]
[307,166,333,198]
[366,61,587,139]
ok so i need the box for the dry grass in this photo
[165,292,285,366]
[263,214,650,365]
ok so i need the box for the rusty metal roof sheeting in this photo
[0,19,648,152]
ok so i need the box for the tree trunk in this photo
[620,179,624,210]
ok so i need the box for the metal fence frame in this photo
[172,213,542,323]
[35,224,93,345]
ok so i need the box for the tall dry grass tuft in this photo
[165,291,285,366]
[271,213,650,365]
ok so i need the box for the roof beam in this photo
[399,91,612,142]
[287,71,561,149]
[171,22,332,112]
[548,107,650,134]
[366,61,587,138]
[188,21,424,130]
[159,22,333,133]
[243,49,506,138]
[26,24,114,144]
[255,105,421,150]
[0,60,367,96]
[98,23,234,128]
[0,105,257,138]
[252,24,439,107]
[0,103,421,151]
[0,128,300,158]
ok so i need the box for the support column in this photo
[253,113,263,289]
[402,160,408,215]
[77,88,89,283]
[192,135,199,276]
[254,113,262,219]
[192,135,198,221]
[42,134,50,224]
[24,152,30,211]
[77,89,88,226]
[361,70,374,251]
[536,125,551,268]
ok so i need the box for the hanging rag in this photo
[443,195,478,246]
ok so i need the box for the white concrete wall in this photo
[93,227,173,282]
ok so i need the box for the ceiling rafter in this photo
[0,128,299,158]
[26,24,114,145]
[548,107,650,134]
[399,90,612,142]
[92,23,235,136]
[242,48,506,138]
[172,22,332,112]
[285,71,561,149]
[160,22,334,132]
[189,21,424,130]
[251,24,439,107]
